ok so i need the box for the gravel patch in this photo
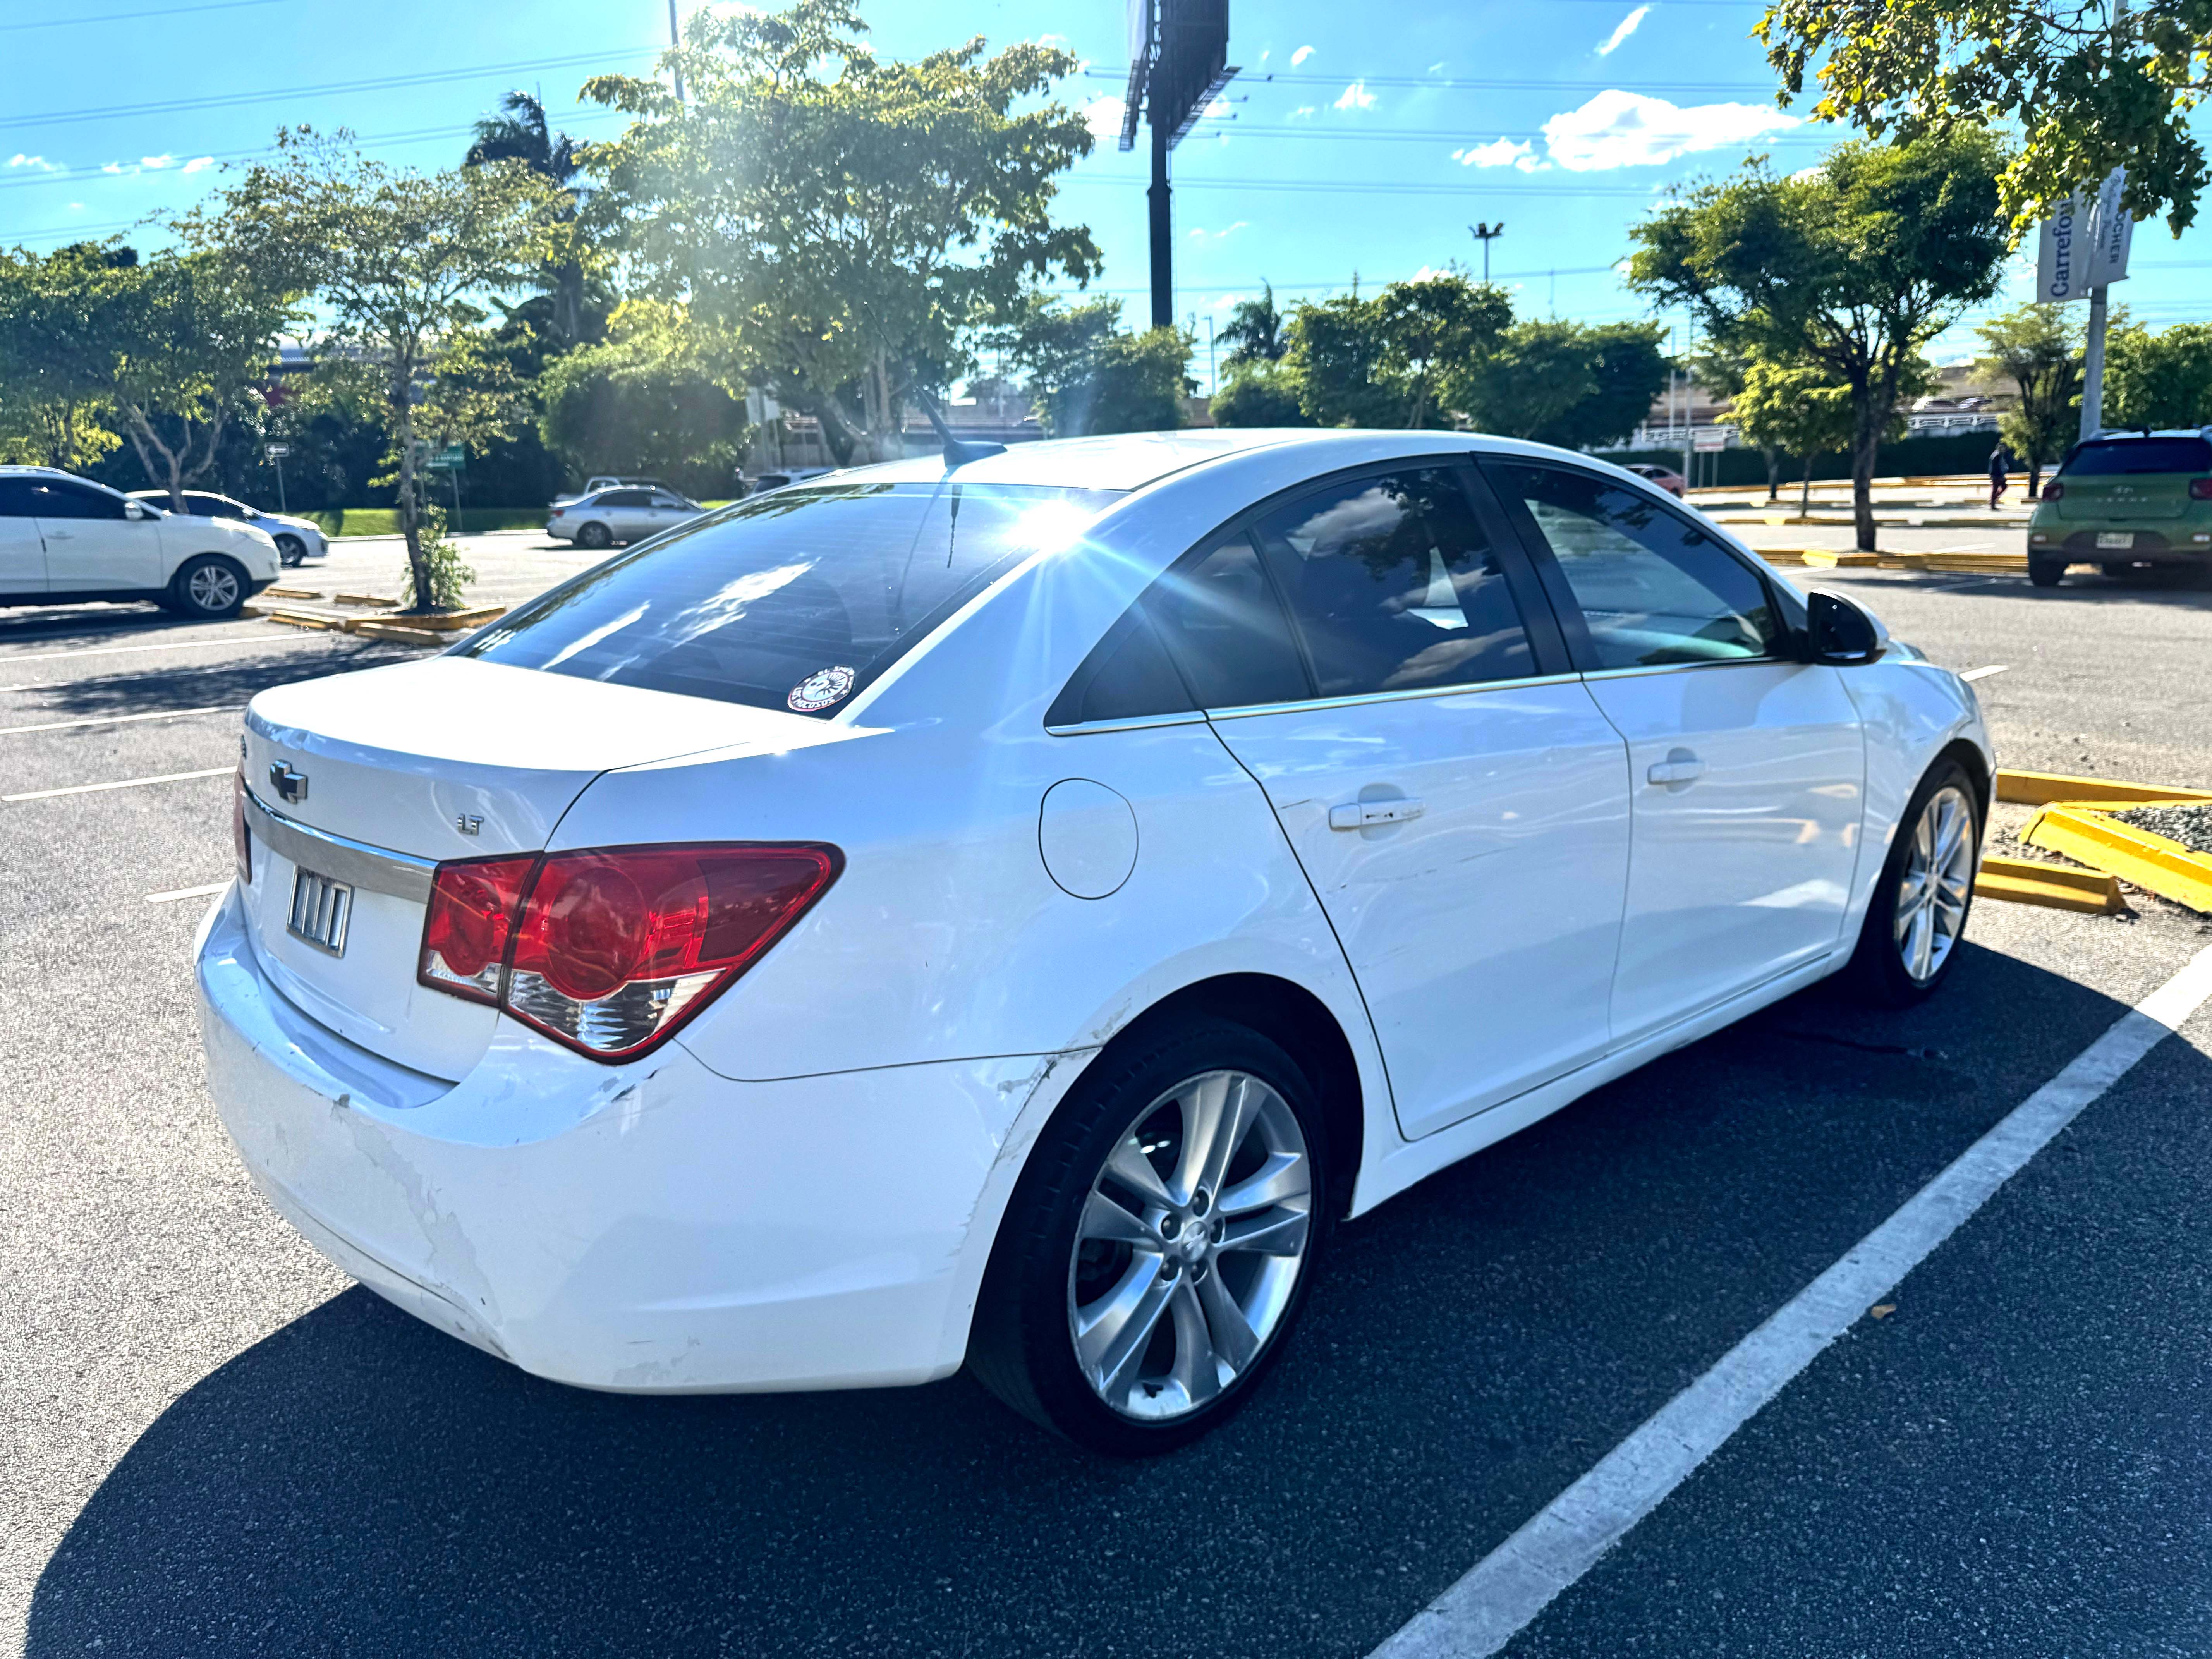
[2111,802,2212,855]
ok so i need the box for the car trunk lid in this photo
[2057,474,2193,522]
[239,656,845,1079]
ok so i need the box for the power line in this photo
[1064,173,1676,197]
[0,0,279,30]
[1084,67,1778,94]
[0,46,656,134]
[1196,122,1836,147]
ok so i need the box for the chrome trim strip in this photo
[242,787,438,903]
[1577,657,1784,683]
[1044,711,1211,738]
[1203,671,1587,722]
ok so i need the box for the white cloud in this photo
[1190,227,1207,239]
[1188,222,1249,241]
[8,153,58,171]
[1453,138,1535,170]
[1541,89,1798,171]
[1291,44,1314,65]
[1081,95,1123,139]
[68,201,84,211]
[1037,32,1067,46]
[1595,5,1650,57]
[1333,79,1374,111]
[182,156,214,175]
[101,161,125,175]
[1210,291,1250,314]
[141,153,174,170]
[1288,105,1317,120]
[1427,61,1447,73]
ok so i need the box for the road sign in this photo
[2036,167,2133,301]
[1693,427,1729,452]
[264,443,290,457]
[421,444,467,471]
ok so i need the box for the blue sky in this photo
[6,0,2209,392]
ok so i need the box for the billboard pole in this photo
[2080,0,2128,442]
[1150,121,1173,329]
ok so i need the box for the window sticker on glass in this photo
[788,665,856,712]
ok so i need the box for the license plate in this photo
[2096,531,2135,550]
[287,866,354,956]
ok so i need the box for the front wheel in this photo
[1850,759,1981,1006]
[166,554,248,619]
[968,1019,1329,1455]
[273,533,306,567]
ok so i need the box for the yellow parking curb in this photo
[2025,806,2212,914]
[1995,769,2212,807]
[1972,855,2126,914]
[351,620,449,648]
[1799,549,1884,568]
[263,608,346,632]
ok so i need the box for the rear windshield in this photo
[2060,438,2212,476]
[462,482,1118,716]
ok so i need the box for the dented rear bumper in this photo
[193,886,1060,1392]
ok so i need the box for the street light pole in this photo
[668,0,685,103]
[1468,222,1504,284]
[2080,0,2128,441]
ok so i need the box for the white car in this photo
[545,486,706,549]
[2,466,280,617]
[128,489,330,566]
[552,474,680,506]
[199,430,1989,1455]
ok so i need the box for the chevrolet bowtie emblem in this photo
[268,761,309,804]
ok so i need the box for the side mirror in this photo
[124,500,150,520]
[1806,589,1887,666]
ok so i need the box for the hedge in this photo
[1597,430,2004,489]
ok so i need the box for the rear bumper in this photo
[2030,527,2212,559]
[544,520,574,540]
[194,886,1062,1393]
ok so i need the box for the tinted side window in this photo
[30,483,127,520]
[184,494,234,516]
[1492,464,1778,670]
[1046,608,1195,726]
[599,490,651,508]
[0,480,41,517]
[1251,467,1534,697]
[1143,533,1310,710]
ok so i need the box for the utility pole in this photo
[1149,122,1173,329]
[668,0,685,102]
[1205,314,1216,396]
[2080,0,2127,441]
[1468,222,1503,284]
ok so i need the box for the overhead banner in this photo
[2036,167,2134,300]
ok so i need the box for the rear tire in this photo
[166,554,249,619]
[577,521,612,550]
[968,1018,1329,1456]
[2028,555,2066,587]
[1849,758,1981,1007]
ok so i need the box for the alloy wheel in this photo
[1894,783,1974,984]
[187,563,241,612]
[1066,1069,1314,1422]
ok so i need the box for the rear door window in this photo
[1142,533,1311,711]
[463,483,1119,717]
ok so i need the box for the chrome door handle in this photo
[1647,751,1706,786]
[1328,797,1425,830]
[43,530,72,539]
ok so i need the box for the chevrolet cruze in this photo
[198,429,1990,1454]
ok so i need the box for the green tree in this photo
[215,129,563,609]
[2104,319,2212,430]
[1629,134,2009,549]
[1972,303,2083,498]
[991,295,1190,436]
[1218,283,1288,367]
[582,0,1098,465]
[1281,271,1510,428]
[1758,0,2212,234]
[0,242,124,471]
[1685,338,1781,499]
[538,299,754,495]
[1724,356,1863,515]
[466,90,597,347]
[1456,318,1668,450]
[1209,360,1312,427]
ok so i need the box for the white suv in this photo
[1,467,280,617]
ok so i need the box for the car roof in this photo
[804,428,1642,496]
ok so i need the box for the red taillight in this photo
[2191,478,2212,500]
[2041,481,2064,501]
[551,507,565,517]
[417,843,841,1061]
[419,854,537,1003]
[233,770,252,884]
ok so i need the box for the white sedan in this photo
[127,489,330,565]
[199,430,1989,1455]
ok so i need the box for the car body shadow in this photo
[24,942,2175,1658]
[22,640,412,719]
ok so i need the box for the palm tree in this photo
[1218,283,1287,368]
[466,91,587,343]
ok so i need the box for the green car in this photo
[2027,429,2212,586]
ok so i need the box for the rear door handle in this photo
[1647,751,1706,786]
[1329,797,1425,830]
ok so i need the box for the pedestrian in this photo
[1988,443,2009,509]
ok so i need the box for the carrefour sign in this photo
[2037,168,2134,301]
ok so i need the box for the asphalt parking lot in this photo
[4,527,2211,1657]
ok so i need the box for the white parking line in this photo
[0,629,301,666]
[3,766,231,802]
[1928,543,1993,554]
[1960,664,2011,682]
[146,881,230,903]
[0,706,229,737]
[1369,941,2212,1659]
